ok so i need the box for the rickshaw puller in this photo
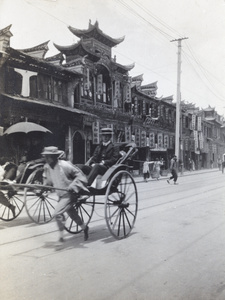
[42,146,89,244]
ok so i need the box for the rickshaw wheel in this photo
[24,168,58,224]
[105,170,138,240]
[64,195,95,234]
[0,190,24,221]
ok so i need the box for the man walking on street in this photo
[167,155,178,185]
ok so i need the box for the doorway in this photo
[73,131,85,164]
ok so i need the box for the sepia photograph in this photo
[1,0,225,299]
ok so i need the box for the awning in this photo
[1,93,97,117]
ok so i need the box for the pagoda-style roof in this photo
[53,40,100,62]
[141,81,158,89]
[68,21,125,48]
[0,24,13,38]
[112,61,135,73]
[203,105,215,112]
[132,74,144,82]
[16,41,50,59]
[45,53,64,65]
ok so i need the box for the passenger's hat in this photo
[41,146,64,156]
[100,127,113,135]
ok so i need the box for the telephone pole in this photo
[170,37,188,167]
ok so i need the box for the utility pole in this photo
[170,37,188,172]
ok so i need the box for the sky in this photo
[1,0,225,115]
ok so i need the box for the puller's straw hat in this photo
[41,146,64,157]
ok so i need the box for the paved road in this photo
[1,168,225,300]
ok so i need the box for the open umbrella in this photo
[3,122,52,135]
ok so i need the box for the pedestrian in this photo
[143,159,151,182]
[222,160,225,174]
[152,158,163,180]
[217,158,222,171]
[41,146,90,245]
[188,158,192,171]
[167,155,178,185]
[210,159,213,169]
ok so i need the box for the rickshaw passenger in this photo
[41,146,90,244]
[85,128,119,187]
[0,158,16,217]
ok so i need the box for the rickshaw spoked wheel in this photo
[0,189,24,221]
[64,195,95,234]
[105,170,138,240]
[24,168,58,224]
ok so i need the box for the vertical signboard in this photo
[125,126,131,143]
[199,132,203,149]
[97,74,103,95]
[191,115,196,130]
[169,136,174,149]
[158,133,163,148]
[164,134,169,149]
[135,128,141,147]
[149,132,155,148]
[92,121,100,144]
[197,116,202,131]
[141,130,146,147]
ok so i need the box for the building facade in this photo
[0,22,225,170]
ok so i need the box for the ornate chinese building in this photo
[1,22,225,170]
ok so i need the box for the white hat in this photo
[41,146,64,156]
[100,128,113,135]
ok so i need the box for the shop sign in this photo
[135,128,141,147]
[158,133,163,148]
[164,134,169,149]
[197,116,202,131]
[92,121,100,144]
[149,132,155,148]
[193,130,198,148]
[169,136,174,149]
[191,114,196,130]
[125,126,131,142]
[97,74,103,94]
[199,132,203,149]
[141,130,146,147]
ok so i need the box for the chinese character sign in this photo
[97,74,103,95]
[141,130,146,147]
[169,136,174,149]
[197,116,202,131]
[191,115,196,130]
[158,133,163,148]
[194,130,198,149]
[92,121,100,144]
[125,126,131,142]
[164,135,169,149]
[199,132,203,149]
[135,128,141,147]
[149,132,155,148]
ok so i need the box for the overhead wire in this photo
[23,0,225,108]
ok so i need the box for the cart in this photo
[1,142,138,239]
[0,159,45,221]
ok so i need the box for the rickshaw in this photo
[0,158,45,221]
[1,142,138,240]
